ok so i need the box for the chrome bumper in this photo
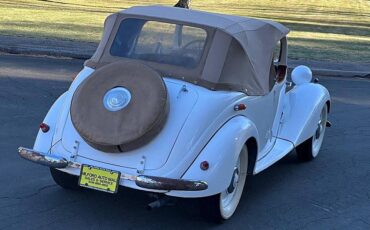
[18,147,208,191]
[18,147,70,168]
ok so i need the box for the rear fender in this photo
[34,67,94,156]
[33,93,67,153]
[166,116,258,198]
[278,83,330,146]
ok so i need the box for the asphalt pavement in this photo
[0,54,369,230]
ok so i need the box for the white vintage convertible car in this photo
[19,5,331,221]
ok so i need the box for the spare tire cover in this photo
[71,60,168,152]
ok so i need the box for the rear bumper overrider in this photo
[18,147,208,191]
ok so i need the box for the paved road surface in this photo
[0,54,369,230]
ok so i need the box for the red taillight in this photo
[234,104,246,111]
[200,161,209,171]
[39,123,50,133]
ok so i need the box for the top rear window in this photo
[110,18,207,68]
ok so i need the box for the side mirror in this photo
[291,65,312,85]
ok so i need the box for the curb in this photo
[287,67,370,79]
[0,44,369,79]
[310,69,370,79]
[0,47,91,60]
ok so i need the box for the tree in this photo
[174,0,190,9]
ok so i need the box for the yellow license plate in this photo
[79,165,120,193]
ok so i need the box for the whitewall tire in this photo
[296,104,328,161]
[201,145,248,222]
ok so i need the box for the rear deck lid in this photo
[60,79,198,170]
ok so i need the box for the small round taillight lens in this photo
[39,123,50,133]
[234,104,246,111]
[200,161,209,171]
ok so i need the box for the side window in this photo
[270,40,288,88]
[269,41,282,90]
[273,40,282,64]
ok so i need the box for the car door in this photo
[255,40,287,160]
[271,39,288,139]
[243,74,279,160]
[251,86,280,160]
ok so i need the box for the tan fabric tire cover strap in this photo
[71,60,168,152]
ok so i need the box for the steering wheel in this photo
[182,39,205,50]
[181,39,205,60]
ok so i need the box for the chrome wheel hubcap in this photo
[220,156,243,219]
[227,168,239,194]
[218,147,248,220]
[312,106,327,157]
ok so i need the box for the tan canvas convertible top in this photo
[85,5,289,95]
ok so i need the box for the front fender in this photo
[33,93,67,153]
[166,116,258,198]
[278,83,330,146]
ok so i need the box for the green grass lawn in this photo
[0,0,369,62]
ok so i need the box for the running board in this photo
[253,139,294,174]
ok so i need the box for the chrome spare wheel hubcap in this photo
[103,87,131,112]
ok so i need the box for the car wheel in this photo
[50,168,80,190]
[296,104,328,161]
[201,146,248,223]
